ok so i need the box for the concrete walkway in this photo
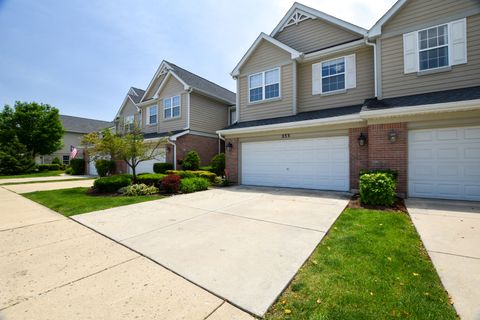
[407,198,480,320]
[0,174,93,185]
[0,187,253,320]
[3,179,95,193]
[74,186,349,316]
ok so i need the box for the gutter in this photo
[302,39,365,62]
[167,130,190,170]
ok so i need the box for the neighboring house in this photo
[38,115,113,165]
[114,60,236,173]
[218,0,480,201]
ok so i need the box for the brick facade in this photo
[166,133,223,170]
[349,127,369,190]
[225,138,239,183]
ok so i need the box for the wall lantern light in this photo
[166,146,171,152]
[388,130,398,143]
[358,133,367,146]
[226,142,234,152]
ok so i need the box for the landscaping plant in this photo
[161,174,181,193]
[165,170,216,182]
[95,159,116,177]
[38,164,61,171]
[180,177,210,193]
[359,172,396,206]
[120,184,158,196]
[69,158,85,175]
[210,153,225,176]
[93,174,132,193]
[182,150,200,170]
[153,162,173,174]
[0,137,35,175]
[136,173,166,187]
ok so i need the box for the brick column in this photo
[349,127,369,190]
[225,138,239,183]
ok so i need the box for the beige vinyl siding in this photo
[141,104,158,134]
[143,73,167,100]
[190,92,229,133]
[382,0,480,36]
[275,18,360,53]
[298,46,374,112]
[239,63,293,122]
[117,99,140,134]
[381,14,480,98]
[239,40,291,75]
[157,76,188,132]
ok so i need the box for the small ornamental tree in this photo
[210,153,225,176]
[182,150,200,171]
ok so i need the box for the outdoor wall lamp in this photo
[166,146,171,152]
[226,142,233,152]
[358,133,367,146]
[388,130,398,143]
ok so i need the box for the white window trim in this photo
[228,106,237,125]
[320,56,346,94]
[124,115,135,131]
[417,23,451,72]
[248,67,281,104]
[146,105,158,125]
[163,95,181,120]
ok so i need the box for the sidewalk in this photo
[0,187,253,320]
[0,174,92,185]
[3,179,95,193]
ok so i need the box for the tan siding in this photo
[190,93,229,133]
[141,104,158,134]
[383,0,479,35]
[275,18,360,53]
[158,76,188,132]
[240,40,291,75]
[239,64,293,122]
[381,14,480,98]
[298,46,375,112]
[143,73,167,100]
[117,99,140,134]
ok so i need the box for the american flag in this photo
[70,145,78,159]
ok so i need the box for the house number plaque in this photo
[281,133,290,139]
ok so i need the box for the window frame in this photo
[124,115,135,132]
[62,155,70,165]
[248,67,281,104]
[417,23,451,72]
[146,106,158,125]
[320,56,346,94]
[228,106,237,125]
[163,95,181,120]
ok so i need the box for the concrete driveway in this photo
[407,198,480,320]
[74,186,349,316]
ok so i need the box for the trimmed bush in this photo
[161,174,181,193]
[360,169,398,181]
[95,159,116,177]
[120,184,158,196]
[38,164,61,171]
[136,173,166,187]
[70,158,85,175]
[165,170,195,179]
[180,177,210,194]
[165,170,216,182]
[210,153,225,176]
[199,165,213,172]
[65,167,73,175]
[182,151,200,171]
[359,173,396,206]
[153,162,173,174]
[93,174,132,193]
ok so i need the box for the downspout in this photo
[365,38,378,97]
[186,87,193,129]
[167,140,177,170]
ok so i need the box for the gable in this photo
[275,17,361,53]
[143,72,168,100]
[156,74,185,99]
[240,40,292,75]
[118,98,138,118]
[383,0,480,35]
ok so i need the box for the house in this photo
[38,115,113,165]
[114,60,236,173]
[217,0,480,201]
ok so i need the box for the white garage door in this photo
[132,153,166,174]
[409,126,480,201]
[241,136,349,191]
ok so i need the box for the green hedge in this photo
[360,169,398,181]
[93,174,132,193]
[182,151,200,171]
[165,170,216,182]
[38,164,61,171]
[153,162,173,174]
[136,173,166,187]
[210,153,225,176]
[95,159,116,177]
[180,177,210,194]
[359,173,396,206]
[70,159,85,175]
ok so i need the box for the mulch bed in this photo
[348,194,408,213]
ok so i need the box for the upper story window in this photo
[321,57,345,93]
[124,115,134,132]
[229,107,236,125]
[248,68,280,103]
[418,24,448,71]
[147,106,157,125]
[164,95,180,119]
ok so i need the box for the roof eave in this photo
[368,0,408,38]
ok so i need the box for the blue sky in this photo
[0,0,395,121]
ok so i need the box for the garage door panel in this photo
[409,126,480,201]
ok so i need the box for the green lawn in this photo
[0,170,64,179]
[265,208,458,320]
[23,187,163,217]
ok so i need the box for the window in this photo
[321,57,345,93]
[147,106,157,124]
[164,95,180,119]
[229,108,236,124]
[62,155,69,165]
[124,115,134,132]
[248,68,280,103]
[418,24,449,71]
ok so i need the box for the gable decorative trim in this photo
[282,9,316,31]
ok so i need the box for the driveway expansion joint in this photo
[428,250,480,261]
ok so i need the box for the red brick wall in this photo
[349,127,369,190]
[225,138,239,183]
[166,134,222,170]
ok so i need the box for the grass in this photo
[265,208,458,320]
[1,178,92,186]
[23,187,163,217]
[0,170,64,179]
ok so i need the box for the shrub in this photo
[161,174,181,193]
[65,167,73,175]
[93,174,132,193]
[153,162,173,174]
[38,164,61,171]
[210,153,225,176]
[199,165,213,172]
[52,157,62,165]
[180,177,210,194]
[360,169,398,181]
[136,173,166,187]
[359,173,396,206]
[119,184,158,196]
[165,170,216,182]
[70,158,85,175]
[194,171,216,183]
[0,139,36,175]
[182,151,200,171]
[95,159,116,177]
[165,170,195,179]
